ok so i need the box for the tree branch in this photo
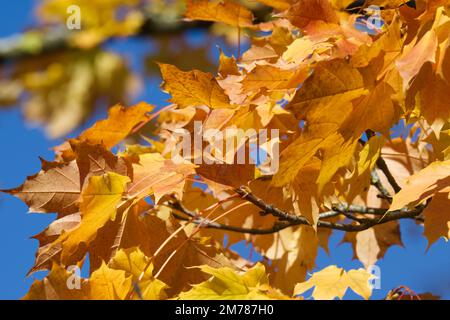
[234,187,311,225]
[166,186,425,235]
[166,131,418,235]
[376,156,402,193]
[166,199,293,235]
[371,169,393,202]
[365,130,402,194]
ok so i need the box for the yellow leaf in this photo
[185,0,254,28]
[294,265,373,300]
[54,102,153,157]
[316,135,358,192]
[241,65,309,92]
[291,158,322,225]
[340,81,399,138]
[178,263,283,300]
[272,136,327,187]
[59,172,130,264]
[159,63,232,109]
[396,27,438,90]
[127,153,195,203]
[263,226,319,294]
[345,135,384,202]
[390,160,450,211]
[282,37,320,63]
[109,247,167,300]
[380,136,431,190]
[78,102,153,148]
[253,0,292,11]
[273,132,354,189]
[341,221,403,269]
[417,76,450,134]
[89,262,132,300]
[218,50,240,77]
[423,192,450,246]
[284,0,339,29]
[23,262,88,300]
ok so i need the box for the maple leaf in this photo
[284,0,339,29]
[71,140,132,188]
[2,159,80,215]
[422,192,450,246]
[178,263,287,300]
[389,160,450,245]
[417,75,450,134]
[263,226,319,294]
[24,261,133,300]
[218,50,240,77]
[23,262,89,300]
[272,131,357,191]
[80,102,152,145]
[240,64,309,93]
[109,247,167,300]
[95,202,235,296]
[344,135,384,202]
[290,157,322,225]
[294,265,373,300]
[33,172,130,269]
[254,0,292,11]
[127,152,196,203]
[6,0,450,302]
[390,160,450,211]
[54,102,153,158]
[380,136,431,190]
[396,29,438,90]
[88,262,132,300]
[159,63,233,109]
[341,221,403,268]
[185,0,254,28]
[397,6,450,91]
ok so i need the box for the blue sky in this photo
[0,1,449,300]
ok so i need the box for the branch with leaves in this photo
[167,184,425,235]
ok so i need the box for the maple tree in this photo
[1,0,450,300]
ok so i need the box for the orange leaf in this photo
[185,0,254,28]
[159,63,233,109]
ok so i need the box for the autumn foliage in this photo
[2,0,450,300]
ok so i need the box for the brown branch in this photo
[235,186,424,231]
[332,203,388,215]
[365,130,402,194]
[371,169,393,202]
[166,186,425,235]
[234,187,311,225]
[376,156,402,193]
[167,200,293,235]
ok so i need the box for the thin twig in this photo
[376,156,402,193]
[371,169,393,202]
[365,130,402,194]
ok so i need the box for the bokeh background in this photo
[0,0,449,300]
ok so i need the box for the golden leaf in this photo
[294,265,373,300]
[185,0,254,28]
[178,263,286,300]
[159,63,233,109]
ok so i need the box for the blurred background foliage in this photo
[0,0,268,138]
